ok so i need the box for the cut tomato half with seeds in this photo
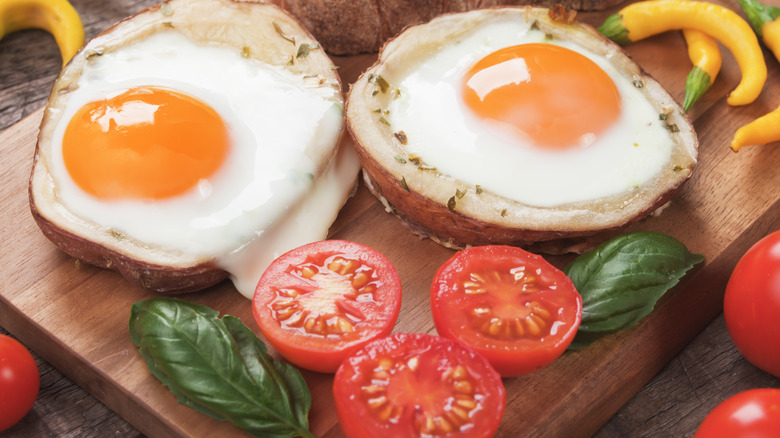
[431,245,582,377]
[333,332,505,438]
[252,240,402,373]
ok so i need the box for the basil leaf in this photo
[129,298,314,438]
[564,232,704,349]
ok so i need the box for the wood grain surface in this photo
[2,0,780,437]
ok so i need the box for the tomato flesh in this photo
[694,388,780,438]
[724,230,780,378]
[333,332,505,438]
[0,334,40,432]
[253,240,402,373]
[431,245,582,377]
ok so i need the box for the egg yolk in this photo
[462,43,621,150]
[62,86,229,200]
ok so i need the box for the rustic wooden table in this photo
[2,0,779,437]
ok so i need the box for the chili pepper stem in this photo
[683,66,711,112]
[736,0,780,37]
[597,13,631,45]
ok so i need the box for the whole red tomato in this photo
[0,334,40,432]
[723,230,780,378]
[694,388,780,437]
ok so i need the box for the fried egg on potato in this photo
[30,0,360,297]
[346,7,698,252]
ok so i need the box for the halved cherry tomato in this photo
[0,334,40,432]
[724,230,780,378]
[431,245,582,377]
[252,240,402,373]
[694,388,780,438]
[333,332,505,438]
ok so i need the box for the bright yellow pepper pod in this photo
[731,105,780,151]
[0,0,85,66]
[682,29,722,111]
[599,0,767,107]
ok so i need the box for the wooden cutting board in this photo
[3,4,780,436]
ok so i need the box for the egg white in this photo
[47,31,359,297]
[386,18,673,208]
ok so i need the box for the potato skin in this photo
[353,132,687,255]
[29,187,229,294]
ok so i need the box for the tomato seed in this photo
[361,384,385,395]
[451,405,470,421]
[455,397,477,409]
[301,266,318,279]
[451,365,467,380]
[352,272,370,289]
[437,416,455,433]
[453,380,473,395]
[406,356,419,372]
[525,315,542,336]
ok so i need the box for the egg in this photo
[346,7,698,252]
[30,0,361,297]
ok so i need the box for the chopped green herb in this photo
[296,43,318,59]
[369,74,390,94]
[447,196,457,211]
[394,131,408,145]
[664,123,680,133]
[86,50,104,61]
[273,21,296,44]
[160,3,173,16]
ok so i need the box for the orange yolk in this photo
[461,43,621,150]
[62,86,229,200]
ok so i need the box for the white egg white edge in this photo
[347,7,698,232]
[31,0,362,298]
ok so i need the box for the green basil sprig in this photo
[129,298,315,438]
[564,231,705,349]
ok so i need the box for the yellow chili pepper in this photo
[737,0,780,62]
[599,0,767,107]
[682,28,722,111]
[731,105,780,151]
[732,0,780,152]
[0,0,84,66]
